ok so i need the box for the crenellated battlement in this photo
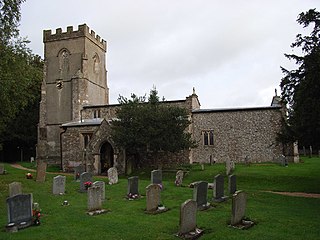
[43,24,106,51]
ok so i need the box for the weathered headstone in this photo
[74,165,85,181]
[244,155,250,166]
[179,199,197,234]
[175,170,184,186]
[80,172,93,192]
[279,155,288,167]
[213,174,227,202]
[293,141,299,163]
[226,159,231,175]
[87,186,102,211]
[93,181,105,201]
[127,176,139,196]
[178,199,203,238]
[230,190,254,229]
[228,175,237,195]
[146,184,161,212]
[107,167,118,185]
[6,194,33,229]
[151,170,162,185]
[9,182,22,197]
[36,161,47,182]
[193,181,209,210]
[231,160,235,171]
[52,175,66,195]
[0,163,5,174]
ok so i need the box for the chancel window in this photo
[82,133,93,150]
[202,130,214,146]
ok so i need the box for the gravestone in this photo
[231,160,235,171]
[175,170,184,186]
[74,165,85,181]
[0,163,5,174]
[178,199,203,238]
[244,155,250,166]
[9,182,22,197]
[228,175,237,195]
[293,141,299,163]
[93,181,105,201]
[107,167,118,185]
[6,194,33,229]
[151,170,162,185]
[36,161,47,182]
[213,174,227,202]
[127,176,139,196]
[146,184,161,212]
[87,186,102,211]
[192,181,209,210]
[179,199,197,234]
[230,190,253,229]
[52,175,66,195]
[279,155,288,167]
[80,172,93,192]
[226,159,232,175]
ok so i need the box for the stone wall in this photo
[61,125,99,171]
[191,107,284,163]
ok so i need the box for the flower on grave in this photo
[157,203,165,210]
[84,181,92,189]
[127,193,139,200]
[158,183,163,190]
[32,207,41,226]
[26,173,33,179]
[175,179,181,186]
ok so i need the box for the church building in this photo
[37,24,289,174]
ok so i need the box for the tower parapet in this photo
[43,24,106,51]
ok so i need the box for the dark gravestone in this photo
[213,174,227,202]
[9,182,22,197]
[36,161,47,182]
[74,165,85,181]
[146,184,161,212]
[127,176,139,196]
[192,181,209,210]
[228,175,237,195]
[178,199,203,238]
[6,194,33,229]
[52,175,66,195]
[80,172,93,192]
[151,170,162,185]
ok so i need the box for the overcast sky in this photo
[19,0,318,109]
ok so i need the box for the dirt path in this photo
[263,191,320,199]
[9,163,73,176]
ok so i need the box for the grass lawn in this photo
[0,157,319,240]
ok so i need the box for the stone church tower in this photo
[37,24,109,164]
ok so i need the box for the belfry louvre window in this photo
[202,130,214,146]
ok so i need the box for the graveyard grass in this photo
[0,157,319,240]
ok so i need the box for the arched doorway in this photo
[100,142,114,174]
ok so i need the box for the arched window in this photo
[203,130,214,146]
[58,48,70,79]
[93,53,100,74]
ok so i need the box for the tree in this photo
[0,0,43,158]
[280,9,320,149]
[110,88,196,164]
